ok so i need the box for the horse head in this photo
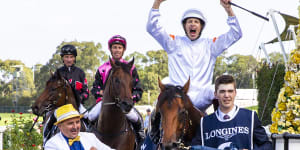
[31,71,76,116]
[157,77,204,150]
[103,58,135,114]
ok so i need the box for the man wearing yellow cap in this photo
[45,104,114,150]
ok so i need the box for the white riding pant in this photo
[88,101,139,123]
[79,104,89,119]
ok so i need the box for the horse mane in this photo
[46,72,61,85]
[157,84,188,108]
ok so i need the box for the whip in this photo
[229,1,269,21]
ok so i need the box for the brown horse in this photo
[31,71,80,144]
[156,78,205,150]
[96,58,136,150]
[32,71,78,116]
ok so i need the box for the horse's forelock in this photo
[114,60,132,74]
[157,85,185,108]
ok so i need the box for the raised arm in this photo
[152,0,166,9]
[147,0,177,54]
[220,0,234,16]
[210,0,242,57]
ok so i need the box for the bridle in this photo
[44,78,70,113]
[159,87,193,150]
[102,67,133,114]
[98,65,134,137]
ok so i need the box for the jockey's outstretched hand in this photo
[220,0,234,16]
[152,0,166,9]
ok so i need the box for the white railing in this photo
[0,126,6,150]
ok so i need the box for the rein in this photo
[29,115,39,132]
[96,120,130,138]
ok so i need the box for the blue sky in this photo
[0,0,298,67]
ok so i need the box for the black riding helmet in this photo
[60,44,77,57]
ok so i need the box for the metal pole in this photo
[288,25,297,47]
[252,72,255,89]
[148,90,150,105]
[259,43,272,65]
[32,66,35,83]
[269,9,288,64]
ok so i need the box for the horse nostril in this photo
[120,101,133,113]
[163,144,173,150]
[163,142,178,150]
[31,106,38,115]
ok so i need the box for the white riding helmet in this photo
[181,8,207,30]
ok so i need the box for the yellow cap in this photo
[54,104,82,125]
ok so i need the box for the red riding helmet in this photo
[108,35,127,50]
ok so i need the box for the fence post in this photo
[0,126,6,150]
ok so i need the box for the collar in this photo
[63,64,75,72]
[217,105,237,121]
[62,133,80,146]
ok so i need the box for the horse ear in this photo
[109,57,116,68]
[56,70,63,80]
[158,77,165,91]
[183,77,190,94]
[128,57,135,69]
[49,70,54,76]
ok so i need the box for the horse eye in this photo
[179,110,186,116]
[50,86,58,92]
[50,88,56,92]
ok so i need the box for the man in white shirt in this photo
[147,0,242,112]
[45,104,114,150]
[147,0,242,144]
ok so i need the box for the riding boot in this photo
[131,118,146,147]
[149,110,161,144]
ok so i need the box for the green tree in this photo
[0,60,35,106]
[124,51,148,70]
[227,54,257,88]
[268,52,285,64]
[213,52,227,83]
[136,50,168,105]
[145,50,168,79]
[256,62,285,125]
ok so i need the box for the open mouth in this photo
[114,52,121,56]
[190,29,196,34]
[189,29,197,37]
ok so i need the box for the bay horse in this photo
[156,78,205,150]
[96,58,136,150]
[31,71,80,144]
[32,71,78,115]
